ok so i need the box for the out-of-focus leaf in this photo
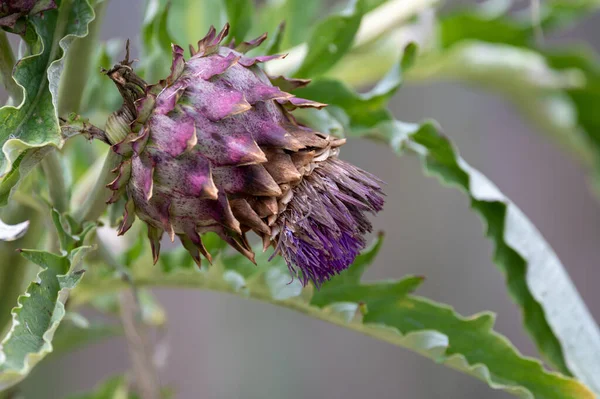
[280,0,321,49]
[407,42,590,164]
[295,42,415,127]
[0,0,94,207]
[74,235,594,398]
[224,0,254,43]
[0,218,28,242]
[423,1,600,185]
[263,21,286,56]
[0,246,92,390]
[168,0,225,50]
[80,39,125,118]
[141,0,176,83]
[294,0,365,78]
[439,0,600,49]
[543,46,600,188]
[255,0,321,52]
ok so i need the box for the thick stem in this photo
[119,289,161,399]
[41,150,69,213]
[72,150,121,224]
[0,31,21,102]
[57,0,109,116]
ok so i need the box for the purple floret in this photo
[274,158,384,287]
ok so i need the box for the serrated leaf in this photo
[224,0,254,43]
[297,48,600,388]
[74,236,594,398]
[0,246,92,390]
[294,0,365,78]
[366,296,593,399]
[287,47,599,389]
[0,218,29,242]
[0,0,94,207]
[374,121,600,392]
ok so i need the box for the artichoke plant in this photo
[103,24,384,286]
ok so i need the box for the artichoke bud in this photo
[105,24,384,286]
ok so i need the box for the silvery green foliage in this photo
[0,0,599,397]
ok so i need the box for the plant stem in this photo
[72,150,121,224]
[41,150,69,213]
[265,0,439,77]
[57,0,109,116]
[119,289,161,399]
[95,236,161,399]
[0,31,21,102]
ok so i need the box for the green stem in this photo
[57,0,109,116]
[0,31,21,102]
[41,150,69,213]
[72,150,121,224]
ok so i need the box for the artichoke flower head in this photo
[103,24,384,286]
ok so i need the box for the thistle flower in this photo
[103,24,384,286]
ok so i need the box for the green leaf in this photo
[168,0,225,50]
[439,0,600,49]
[409,39,598,177]
[141,0,176,83]
[294,0,365,78]
[295,43,415,127]
[74,237,594,398]
[278,0,321,49]
[80,39,124,117]
[0,246,92,390]
[295,51,600,389]
[0,0,94,207]
[0,218,29,242]
[371,120,600,393]
[420,3,600,188]
[543,47,600,183]
[224,0,254,43]
[263,21,286,56]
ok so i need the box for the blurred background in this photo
[4,0,599,398]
